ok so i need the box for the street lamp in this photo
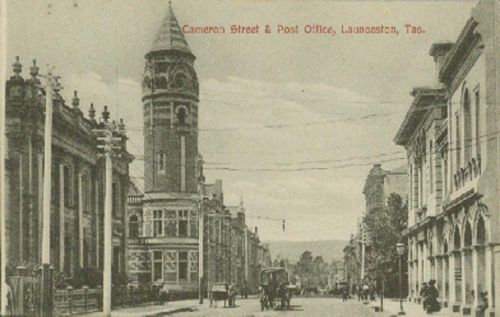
[396,242,405,315]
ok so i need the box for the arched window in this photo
[463,89,472,163]
[81,174,89,213]
[476,216,486,245]
[453,225,461,250]
[464,221,472,247]
[177,107,187,125]
[129,215,139,238]
[158,77,167,89]
[475,89,481,157]
[455,112,461,169]
[158,151,166,174]
[63,164,74,207]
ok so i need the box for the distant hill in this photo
[264,240,348,263]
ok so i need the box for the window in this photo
[178,210,188,237]
[158,151,166,174]
[153,251,163,281]
[64,232,71,274]
[81,174,89,212]
[153,210,163,237]
[429,141,433,193]
[164,210,177,237]
[455,112,461,169]
[178,252,188,280]
[63,165,72,206]
[51,162,59,203]
[442,149,448,197]
[463,89,472,163]
[475,89,480,157]
[113,247,121,273]
[112,183,119,217]
[189,252,198,281]
[83,228,90,268]
[190,210,198,238]
[177,107,187,125]
[164,251,177,282]
[129,215,139,238]
[215,219,220,243]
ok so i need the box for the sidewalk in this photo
[79,299,199,317]
[377,299,450,317]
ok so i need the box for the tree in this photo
[363,192,408,296]
[293,251,331,289]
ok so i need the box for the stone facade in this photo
[4,57,132,279]
[363,163,407,215]
[394,2,500,315]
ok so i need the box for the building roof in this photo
[149,2,192,55]
[438,18,479,83]
[393,87,445,146]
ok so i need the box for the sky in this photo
[6,0,476,242]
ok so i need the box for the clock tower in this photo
[129,2,202,291]
[142,2,199,194]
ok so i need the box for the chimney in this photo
[429,43,453,83]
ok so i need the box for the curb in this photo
[147,306,196,316]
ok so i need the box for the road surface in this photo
[162,297,383,317]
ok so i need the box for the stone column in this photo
[472,247,478,307]
[19,154,23,263]
[423,242,428,282]
[59,164,65,272]
[442,254,448,306]
[435,255,441,299]
[449,251,456,304]
[462,247,473,313]
[78,173,84,268]
[461,249,467,306]
[486,243,500,316]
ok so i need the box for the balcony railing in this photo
[453,155,481,190]
[127,195,143,205]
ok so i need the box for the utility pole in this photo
[40,67,61,317]
[0,0,7,312]
[94,120,123,317]
[198,198,204,304]
[361,223,366,282]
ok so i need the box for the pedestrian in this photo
[420,282,429,311]
[478,291,488,312]
[425,280,440,313]
[242,280,248,299]
[342,285,349,302]
[160,284,169,305]
[362,283,370,302]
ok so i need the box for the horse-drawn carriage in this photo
[210,282,237,308]
[259,267,295,311]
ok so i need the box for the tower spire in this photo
[149,2,192,55]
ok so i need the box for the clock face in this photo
[174,72,188,89]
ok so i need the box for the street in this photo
[166,297,380,317]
